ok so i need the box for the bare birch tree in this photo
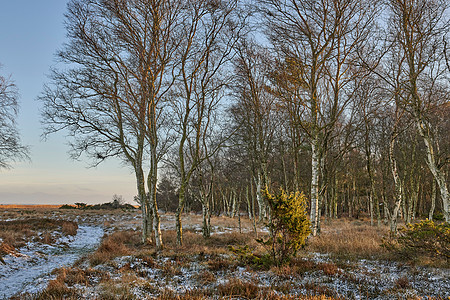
[388,0,449,222]
[40,0,185,248]
[167,0,241,245]
[0,67,29,169]
[231,38,278,221]
[261,0,379,235]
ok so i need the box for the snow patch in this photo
[0,225,103,299]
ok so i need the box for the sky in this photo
[0,1,136,205]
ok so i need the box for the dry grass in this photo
[156,230,263,260]
[90,230,140,266]
[307,218,389,259]
[161,260,183,276]
[301,282,338,298]
[394,276,410,289]
[98,281,136,300]
[4,208,438,299]
[27,270,80,300]
[195,270,216,285]
[214,278,342,300]
[0,205,60,209]
[41,232,54,244]
[271,258,340,279]
[206,255,235,272]
[61,221,78,236]
[216,278,261,299]
[0,218,78,248]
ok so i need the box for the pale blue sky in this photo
[0,0,136,205]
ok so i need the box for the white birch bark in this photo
[310,137,320,236]
[429,179,436,220]
[389,134,403,234]
[416,120,449,222]
[255,173,266,221]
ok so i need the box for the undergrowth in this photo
[383,219,449,266]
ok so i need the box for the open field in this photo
[0,205,62,209]
[0,207,448,299]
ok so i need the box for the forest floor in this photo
[0,207,448,299]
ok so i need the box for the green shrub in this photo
[229,245,273,270]
[257,188,311,266]
[397,219,449,261]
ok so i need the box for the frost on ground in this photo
[53,251,448,299]
[0,225,103,299]
[0,209,448,299]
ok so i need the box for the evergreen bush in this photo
[257,188,311,266]
[397,219,449,261]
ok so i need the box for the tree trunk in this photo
[136,168,152,244]
[231,190,237,218]
[389,134,403,235]
[293,150,300,192]
[333,177,338,219]
[416,120,449,222]
[202,201,211,238]
[250,179,258,237]
[281,148,289,191]
[364,140,377,226]
[246,185,252,219]
[348,183,353,219]
[176,182,187,246]
[310,137,320,236]
[429,179,436,221]
[412,181,419,221]
[352,177,357,219]
[255,173,266,221]
[148,148,163,250]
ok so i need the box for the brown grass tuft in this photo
[52,267,103,286]
[207,256,234,272]
[41,232,54,244]
[394,276,410,289]
[90,230,139,266]
[161,260,182,276]
[62,221,78,236]
[98,280,136,300]
[33,271,79,300]
[160,230,261,258]
[0,242,16,256]
[302,282,337,298]
[195,270,216,284]
[317,262,339,276]
[216,278,261,299]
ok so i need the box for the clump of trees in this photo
[41,0,449,249]
[60,195,136,210]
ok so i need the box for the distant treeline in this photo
[59,201,136,210]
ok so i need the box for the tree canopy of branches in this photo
[41,0,450,247]
[0,67,28,169]
[40,0,189,249]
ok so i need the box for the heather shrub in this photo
[258,188,311,266]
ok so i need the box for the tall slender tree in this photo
[388,0,449,222]
[40,0,185,248]
[261,0,378,235]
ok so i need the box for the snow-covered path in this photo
[0,225,103,299]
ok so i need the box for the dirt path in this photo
[0,225,103,299]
